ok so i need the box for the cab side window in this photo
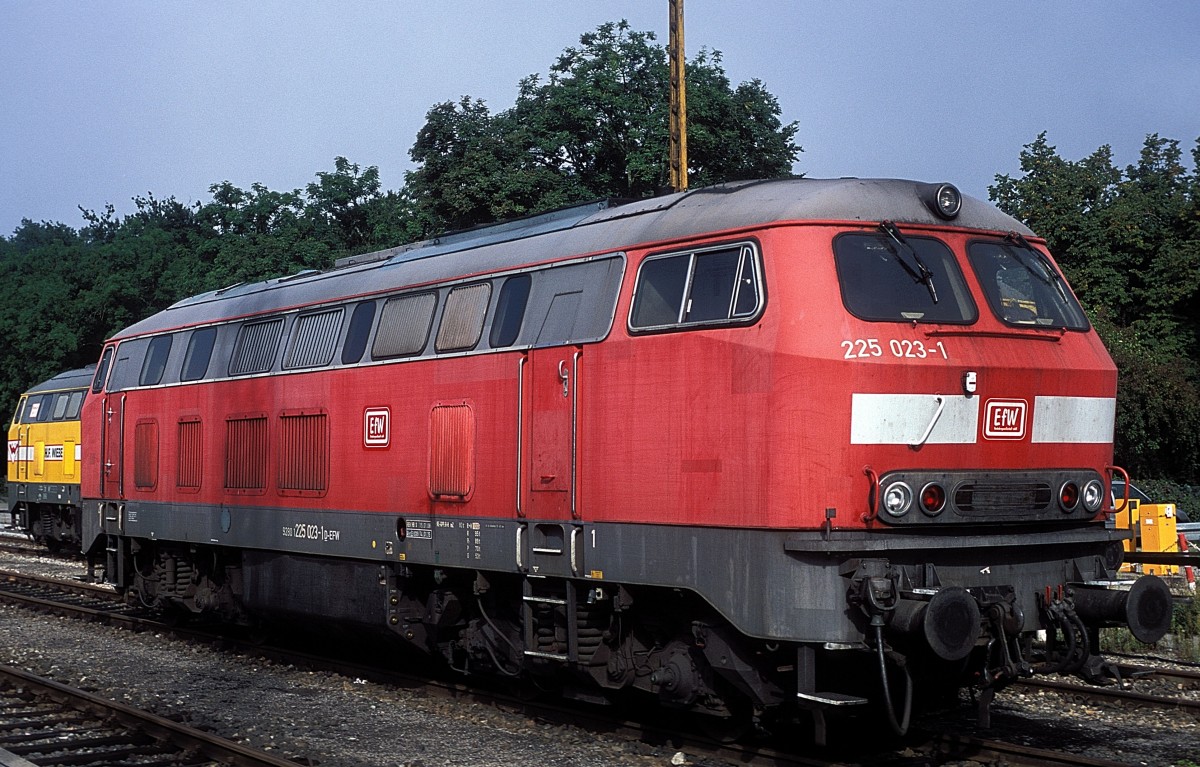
[630,243,763,332]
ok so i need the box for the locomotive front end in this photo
[791,181,1172,733]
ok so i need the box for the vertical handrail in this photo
[571,349,581,520]
[570,527,581,576]
[99,395,109,492]
[909,396,945,450]
[1106,465,1131,515]
[862,465,880,522]
[515,524,525,570]
[117,393,126,499]
[516,356,526,518]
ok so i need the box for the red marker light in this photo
[920,483,946,515]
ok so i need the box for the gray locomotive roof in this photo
[115,177,1034,339]
[26,365,97,394]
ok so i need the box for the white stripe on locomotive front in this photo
[850,393,980,445]
[850,394,1117,445]
[1031,396,1116,444]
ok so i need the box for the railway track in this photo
[0,663,304,767]
[1014,665,1200,718]
[0,570,140,627]
[0,566,1192,767]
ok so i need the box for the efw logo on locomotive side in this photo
[363,407,390,447]
[983,399,1027,440]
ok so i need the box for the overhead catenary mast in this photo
[668,0,688,192]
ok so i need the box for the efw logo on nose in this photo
[984,399,1027,440]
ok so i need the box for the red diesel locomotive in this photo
[79,178,1170,738]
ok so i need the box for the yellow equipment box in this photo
[1116,498,1141,554]
[1139,503,1179,576]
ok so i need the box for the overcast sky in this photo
[2,1,1197,237]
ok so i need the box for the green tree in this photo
[991,133,1200,480]
[405,20,801,235]
[407,98,580,233]
[305,156,384,251]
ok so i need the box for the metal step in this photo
[796,691,869,706]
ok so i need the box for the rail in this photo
[0,664,302,767]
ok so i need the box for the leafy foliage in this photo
[992,133,1200,480]
[404,20,801,235]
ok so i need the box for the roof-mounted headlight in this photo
[922,182,962,220]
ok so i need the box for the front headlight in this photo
[883,481,914,517]
[1082,479,1104,513]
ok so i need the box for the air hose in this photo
[873,623,913,736]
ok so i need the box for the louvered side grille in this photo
[133,420,158,489]
[225,416,268,490]
[278,412,329,493]
[177,418,202,489]
[430,404,474,498]
[285,309,343,369]
[230,319,283,375]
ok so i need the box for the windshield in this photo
[968,240,1089,330]
[833,232,977,323]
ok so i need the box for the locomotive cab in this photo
[781,184,1172,735]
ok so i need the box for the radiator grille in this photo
[284,309,343,369]
[435,283,491,352]
[177,419,202,489]
[373,292,436,358]
[230,318,283,375]
[133,420,158,489]
[429,404,474,498]
[954,482,1052,516]
[225,415,268,490]
[278,412,329,493]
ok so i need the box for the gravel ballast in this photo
[0,602,672,767]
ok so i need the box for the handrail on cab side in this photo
[862,465,880,523]
[1106,465,1131,515]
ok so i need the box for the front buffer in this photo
[834,529,1171,736]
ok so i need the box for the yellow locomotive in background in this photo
[6,366,94,551]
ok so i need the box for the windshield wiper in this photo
[1003,232,1069,301]
[879,221,938,304]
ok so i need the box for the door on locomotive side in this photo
[9,394,29,482]
[520,297,586,579]
[521,281,586,523]
[92,344,127,501]
[524,344,580,521]
[519,281,597,523]
[511,255,625,573]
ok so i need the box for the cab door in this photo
[101,393,126,499]
[518,347,584,579]
[524,347,581,521]
[93,344,126,500]
[10,395,28,482]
